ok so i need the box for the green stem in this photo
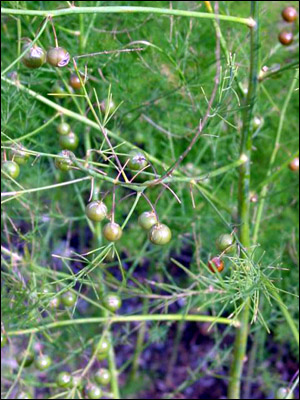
[84,135,120,397]
[259,60,299,82]
[1,17,48,76]
[1,6,253,26]
[1,76,232,213]
[253,69,299,244]
[228,2,260,399]
[128,299,149,382]
[6,314,240,336]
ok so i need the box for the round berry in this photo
[35,354,52,371]
[57,122,71,136]
[22,43,46,69]
[16,350,34,367]
[95,368,111,386]
[252,116,264,129]
[2,160,20,179]
[103,293,122,312]
[55,150,74,172]
[57,371,73,388]
[59,132,79,151]
[216,233,236,254]
[208,257,225,273]
[52,81,67,97]
[278,31,293,45]
[86,201,107,222]
[69,73,83,90]
[49,296,61,309]
[61,291,77,307]
[101,99,116,113]
[11,145,30,165]
[276,387,294,399]
[46,47,70,67]
[289,157,299,172]
[86,384,102,399]
[282,7,298,22]
[104,248,115,262]
[93,338,110,360]
[138,211,158,230]
[1,333,7,348]
[250,192,258,203]
[16,392,33,399]
[128,150,148,171]
[72,376,82,388]
[148,223,172,245]
[103,222,123,242]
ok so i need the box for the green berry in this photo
[1,333,7,348]
[95,368,111,386]
[16,392,33,399]
[47,47,70,67]
[16,350,34,367]
[148,223,172,245]
[59,132,79,151]
[2,161,20,179]
[57,371,73,388]
[138,211,158,230]
[86,384,102,399]
[103,222,123,242]
[57,122,71,136]
[252,116,263,129]
[276,387,294,399]
[11,145,30,165]
[61,291,77,307]
[35,354,52,371]
[104,248,115,262]
[86,201,107,222]
[22,43,45,69]
[216,233,236,254]
[103,293,122,312]
[72,376,82,388]
[93,338,110,360]
[128,150,148,171]
[55,150,74,172]
[49,296,61,309]
[52,81,67,97]
[101,99,116,113]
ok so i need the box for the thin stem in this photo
[129,299,149,382]
[1,17,48,76]
[1,6,253,26]
[1,76,232,213]
[228,2,260,399]
[253,69,299,244]
[6,314,240,336]
[84,120,120,398]
[1,176,91,200]
[153,5,221,184]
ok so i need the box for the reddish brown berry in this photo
[289,157,299,171]
[278,31,293,45]
[282,7,298,22]
[208,257,224,273]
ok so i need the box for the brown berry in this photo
[278,31,293,46]
[289,157,299,171]
[208,257,224,273]
[282,7,298,22]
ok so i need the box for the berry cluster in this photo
[208,233,236,273]
[278,6,298,46]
